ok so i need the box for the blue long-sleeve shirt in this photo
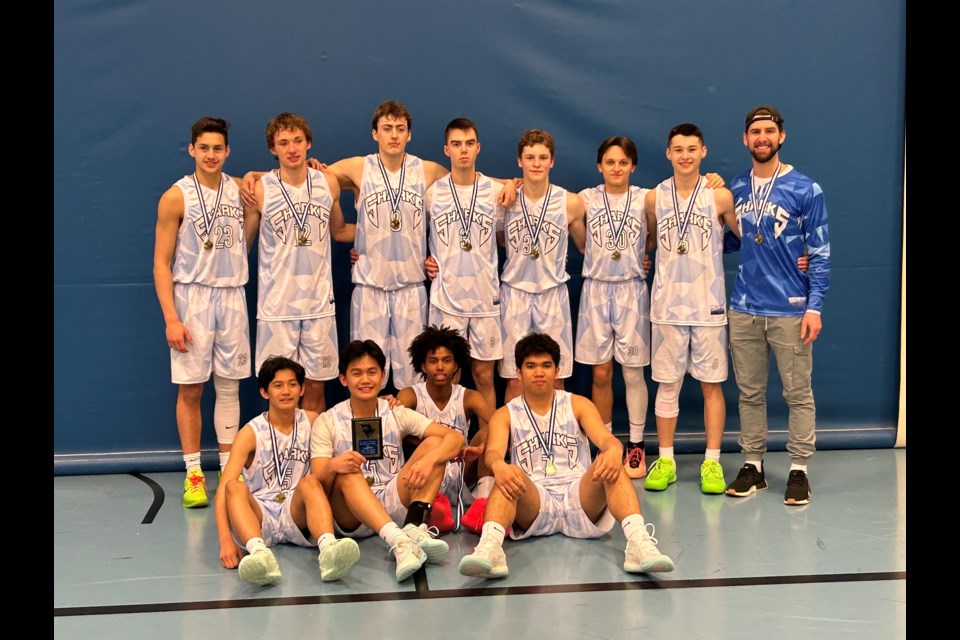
[728,167,830,316]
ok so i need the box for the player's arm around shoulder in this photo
[215,424,256,569]
[323,168,357,243]
[714,187,739,237]
[644,189,659,252]
[326,156,364,192]
[423,159,451,188]
[566,190,587,253]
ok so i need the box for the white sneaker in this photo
[238,548,282,585]
[458,537,508,579]
[318,538,360,582]
[391,534,427,582]
[401,523,449,564]
[624,523,675,573]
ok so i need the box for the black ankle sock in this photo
[404,500,433,526]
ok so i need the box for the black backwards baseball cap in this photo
[744,105,784,132]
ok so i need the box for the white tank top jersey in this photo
[172,173,248,287]
[650,178,727,326]
[507,390,592,488]
[354,153,427,291]
[321,398,431,490]
[241,409,313,504]
[412,382,468,439]
[426,174,503,317]
[500,186,570,293]
[256,168,336,321]
[579,185,649,282]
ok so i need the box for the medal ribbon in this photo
[377,153,407,220]
[449,174,479,244]
[670,175,703,246]
[267,409,299,494]
[601,186,632,252]
[749,162,782,240]
[521,392,558,468]
[275,170,313,240]
[519,185,553,256]
[191,173,224,243]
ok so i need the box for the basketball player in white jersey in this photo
[423,117,516,419]
[574,138,727,480]
[499,130,587,405]
[458,333,674,579]
[310,340,464,581]
[642,123,738,496]
[248,113,354,415]
[214,357,360,585]
[154,117,256,508]
[321,102,517,391]
[395,325,496,533]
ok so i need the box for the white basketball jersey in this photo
[507,391,591,488]
[500,186,570,293]
[257,168,336,320]
[580,185,648,281]
[172,173,248,287]
[412,383,468,439]
[354,154,427,291]
[650,178,726,325]
[325,398,431,490]
[426,174,503,317]
[241,410,313,504]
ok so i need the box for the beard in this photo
[750,141,781,164]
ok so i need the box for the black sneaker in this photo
[725,463,767,497]
[784,470,811,505]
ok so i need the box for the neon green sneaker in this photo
[700,460,726,495]
[644,458,677,491]
[182,468,209,508]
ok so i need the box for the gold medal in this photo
[754,233,764,245]
[460,239,472,252]
[203,240,213,250]
[297,235,307,246]
[365,476,375,486]
[390,218,401,230]
[677,240,688,255]
[612,250,621,261]
[274,492,286,504]
[530,249,540,260]
[545,459,557,477]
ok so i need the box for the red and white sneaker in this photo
[624,444,647,479]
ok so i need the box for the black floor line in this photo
[54,570,906,618]
[131,473,165,524]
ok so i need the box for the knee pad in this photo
[213,375,241,445]
[655,380,682,418]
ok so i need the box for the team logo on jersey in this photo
[192,203,243,242]
[657,210,713,253]
[268,202,331,245]
[588,208,644,251]
[262,444,310,487]
[363,189,424,231]
[361,443,402,483]
[505,217,562,258]
[434,206,494,249]
[735,200,790,241]
[514,431,579,476]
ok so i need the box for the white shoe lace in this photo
[405,523,440,542]
[390,537,421,562]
